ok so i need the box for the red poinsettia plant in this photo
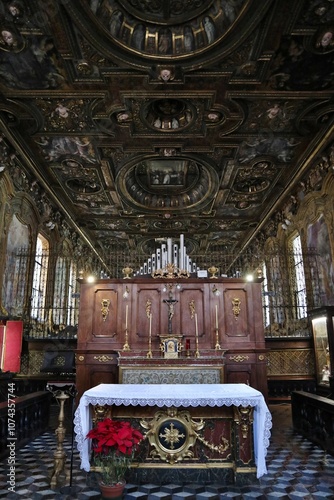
[86,418,143,486]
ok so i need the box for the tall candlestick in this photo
[194,313,200,358]
[123,304,130,351]
[147,313,152,358]
[125,304,128,330]
[215,304,221,351]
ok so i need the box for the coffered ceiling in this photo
[1,0,334,262]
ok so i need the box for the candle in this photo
[195,313,198,338]
[167,238,172,264]
[215,304,218,329]
[180,234,184,269]
[186,339,190,350]
[161,244,167,267]
[125,304,128,330]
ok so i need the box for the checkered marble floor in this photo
[1,404,334,499]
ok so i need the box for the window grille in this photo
[291,234,307,320]
[31,235,49,322]
[261,262,270,327]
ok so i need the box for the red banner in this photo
[0,325,4,369]
[2,320,23,372]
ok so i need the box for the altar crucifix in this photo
[163,287,178,334]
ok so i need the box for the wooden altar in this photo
[75,277,268,400]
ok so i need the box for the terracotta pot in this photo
[99,480,126,499]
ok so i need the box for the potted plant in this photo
[86,417,143,498]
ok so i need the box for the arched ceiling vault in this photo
[0,0,334,261]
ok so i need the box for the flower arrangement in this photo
[86,418,143,486]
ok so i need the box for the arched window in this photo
[67,260,78,326]
[289,233,307,319]
[31,234,49,322]
[268,253,285,326]
[52,254,78,329]
[53,255,67,326]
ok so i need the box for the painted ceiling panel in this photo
[0,0,333,260]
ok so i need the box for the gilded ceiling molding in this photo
[118,156,218,214]
[64,0,272,70]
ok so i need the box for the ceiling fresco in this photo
[0,0,334,261]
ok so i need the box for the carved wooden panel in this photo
[225,364,252,386]
[76,278,268,399]
[92,287,118,338]
[222,286,248,338]
[75,351,119,400]
[135,285,162,341]
[179,286,205,340]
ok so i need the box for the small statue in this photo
[321,365,330,383]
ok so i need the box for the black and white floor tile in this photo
[0,404,334,499]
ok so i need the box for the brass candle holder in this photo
[214,304,221,350]
[123,303,130,350]
[147,312,153,358]
[123,328,130,351]
[146,348,153,358]
[195,340,200,358]
[215,328,221,350]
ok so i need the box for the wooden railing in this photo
[0,391,51,459]
[291,391,334,454]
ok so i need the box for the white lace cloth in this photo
[74,383,272,478]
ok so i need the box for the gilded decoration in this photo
[88,0,249,58]
[1,0,334,368]
[122,266,133,279]
[93,355,114,363]
[229,355,249,363]
[0,0,333,270]
[152,262,190,279]
[233,406,254,440]
[92,405,110,425]
[208,266,219,278]
[189,300,195,319]
[140,407,229,465]
[101,299,110,322]
[232,298,241,319]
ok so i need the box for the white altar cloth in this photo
[74,383,272,478]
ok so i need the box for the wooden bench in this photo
[291,390,334,454]
[0,390,52,459]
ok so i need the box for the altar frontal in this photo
[74,384,272,486]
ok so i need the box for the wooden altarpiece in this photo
[75,277,268,400]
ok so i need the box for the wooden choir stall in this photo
[74,274,270,484]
